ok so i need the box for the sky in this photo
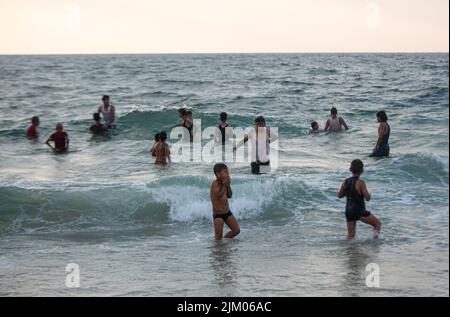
[0,0,448,54]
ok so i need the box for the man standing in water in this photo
[234,116,278,175]
[325,107,349,132]
[210,163,240,240]
[370,111,390,157]
[97,95,116,129]
[45,123,69,153]
[338,159,381,240]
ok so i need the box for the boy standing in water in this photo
[26,116,40,139]
[152,131,170,166]
[338,159,381,240]
[210,163,240,240]
[45,123,69,153]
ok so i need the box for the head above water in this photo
[159,131,167,142]
[220,112,227,122]
[102,95,110,106]
[178,108,188,118]
[350,159,364,175]
[255,116,266,127]
[377,111,388,122]
[93,113,101,122]
[31,116,40,126]
[56,123,64,131]
[330,107,338,116]
[213,163,229,179]
[154,132,161,142]
[311,121,319,130]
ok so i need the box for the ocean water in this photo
[0,53,448,297]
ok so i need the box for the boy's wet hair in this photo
[377,111,388,122]
[154,132,161,141]
[350,159,364,174]
[31,116,39,125]
[255,116,265,123]
[102,95,110,101]
[214,163,228,175]
[178,108,188,116]
[220,112,227,121]
[331,107,338,115]
[159,131,167,141]
[93,113,101,121]
[311,121,318,129]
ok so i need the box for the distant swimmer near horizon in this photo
[45,123,69,153]
[210,163,240,241]
[338,159,381,240]
[234,116,278,175]
[97,95,116,129]
[26,116,40,139]
[325,107,349,132]
[370,111,390,157]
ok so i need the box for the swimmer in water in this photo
[325,107,349,132]
[210,163,240,240]
[26,116,40,139]
[89,113,108,134]
[338,159,381,240]
[309,121,321,134]
[370,111,390,157]
[45,123,69,153]
[152,131,170,166]
[97,95,116,129]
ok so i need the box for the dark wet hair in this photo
[214,163,228,175]
[186,110,193,116]
[159,131,167,142]
[350,159,364,175]
[220,112,227,121]
[154,132,161,141]
[102,95,110,101]
[93,113,101,121]
[331,107,338,115]
[31,116,39,125]
[255,116,265,123]
[376,111,388,122]
[178,108,188,116]
[311,121,318,129]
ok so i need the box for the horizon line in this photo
[0,51,448,57]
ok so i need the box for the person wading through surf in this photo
[234,116,278,175]
[97,95,116,129]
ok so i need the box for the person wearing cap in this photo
[233,116,278,175]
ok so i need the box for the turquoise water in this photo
[0,53,448,296]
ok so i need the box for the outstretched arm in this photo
[45,137,54,150]
[233,134,249,151]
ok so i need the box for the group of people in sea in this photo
[25,94,391,241]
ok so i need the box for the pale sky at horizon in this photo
[0,0,448,54]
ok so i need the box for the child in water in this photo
[150,132,161,156]
[26,116,40,139]
[309,121,321,134]
[338,159,381,240]
[151,131,170,166]
[45,123,69,153]
[210,163,240,240]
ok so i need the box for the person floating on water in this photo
[26,116,40,139]
[210,163,240,241]
[97,95,116,129]
[338,159,381,240]
[370,111,390,157]
[325,107,349,132]
[151,131,171,166]
[309,121,322,134]
[234,116,278,175]
[177,108,194,142]
[89,113,108,134]
[45,123,69,153]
